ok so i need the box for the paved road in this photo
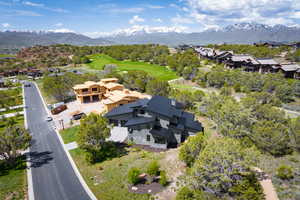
[24,83,91,200]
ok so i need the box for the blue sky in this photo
[1,0,300,37]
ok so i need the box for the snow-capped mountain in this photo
[95,25,187,38]
[1,23,300,48]
[99,23,300,45]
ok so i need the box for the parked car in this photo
[45,116,53,122]
[51,104,67,115]
[24,83,31,87]
[71,111,86,120]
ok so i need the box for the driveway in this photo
[52,100,105,130]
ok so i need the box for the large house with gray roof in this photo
[104,96,203,149]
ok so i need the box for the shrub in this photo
[233,83,241,92]
[147,160,160,176]
[230,172,265,200]
[176,187,195,200]
[276,165,294,180]
[179,133,205,167]
[159,170,168,186]
[128,167,141,185]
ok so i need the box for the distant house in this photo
[226,55,260,72]
[105,96,204,149]
[280,64,300,78]
[256,58,281,74]
[0,78,5,88]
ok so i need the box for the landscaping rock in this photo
[132,186,138,191]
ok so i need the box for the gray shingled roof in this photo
[281,64,300,72]
[146,96,182,118]
[105,96,203,133]
[231,55,259,64]
[257,58,278,65]
[125,117,155,127]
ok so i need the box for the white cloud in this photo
[54,23,63,27]
[129,15,145,24]
[109,7,144,13]
[290,12,300,19]
[83,25,188,38]
[23,1,43,7]
[171,14,194,24]
[154,18,163,23]
[4,10,42,17]
[48,28,75,33]
[2,23,11,28]
[183,0,300,29]
[147,5,164,9]
[22,1,69,13]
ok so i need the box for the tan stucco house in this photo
[73,78,150,112]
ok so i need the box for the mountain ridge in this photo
[1,23,300,48]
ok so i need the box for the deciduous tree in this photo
[0,125,31,165]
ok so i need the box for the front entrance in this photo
[83,96,90,103]
[92,95,99,102]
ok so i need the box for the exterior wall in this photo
[159,118,169,129]
[173,131,182,144]
[128,129,167,149]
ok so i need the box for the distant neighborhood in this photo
[195,46,300,79]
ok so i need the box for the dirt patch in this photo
[130,144,168,153]
[155,149,186,200]
[129,182,164,195]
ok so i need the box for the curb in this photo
[33,82,97,200]
[23,84,35,200]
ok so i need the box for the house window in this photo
[82,89,88,93]
[154,136,166,144]
[146,135,151,141]
[92,88,98,92]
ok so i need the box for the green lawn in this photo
[70,147,162,200]
[0,107,23,115]
[0,54,16,58]
[0,157,27,200]
[170,83,197,91]
[0,88,23,108]
[86,54,178,81]
[0,115,24,132]
[60,126,79,144]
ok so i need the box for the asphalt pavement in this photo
[24,83,91,200]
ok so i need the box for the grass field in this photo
[0,107,23,115]
[86,54,178,81]
[0,54,16,58]
[0,156,27,200]
[70,147,162,200]
[60,125,79,144]
[0,115,24,132]
[170,83,198,91]
[0,87,23,108]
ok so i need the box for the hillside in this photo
[0,31,112,49]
